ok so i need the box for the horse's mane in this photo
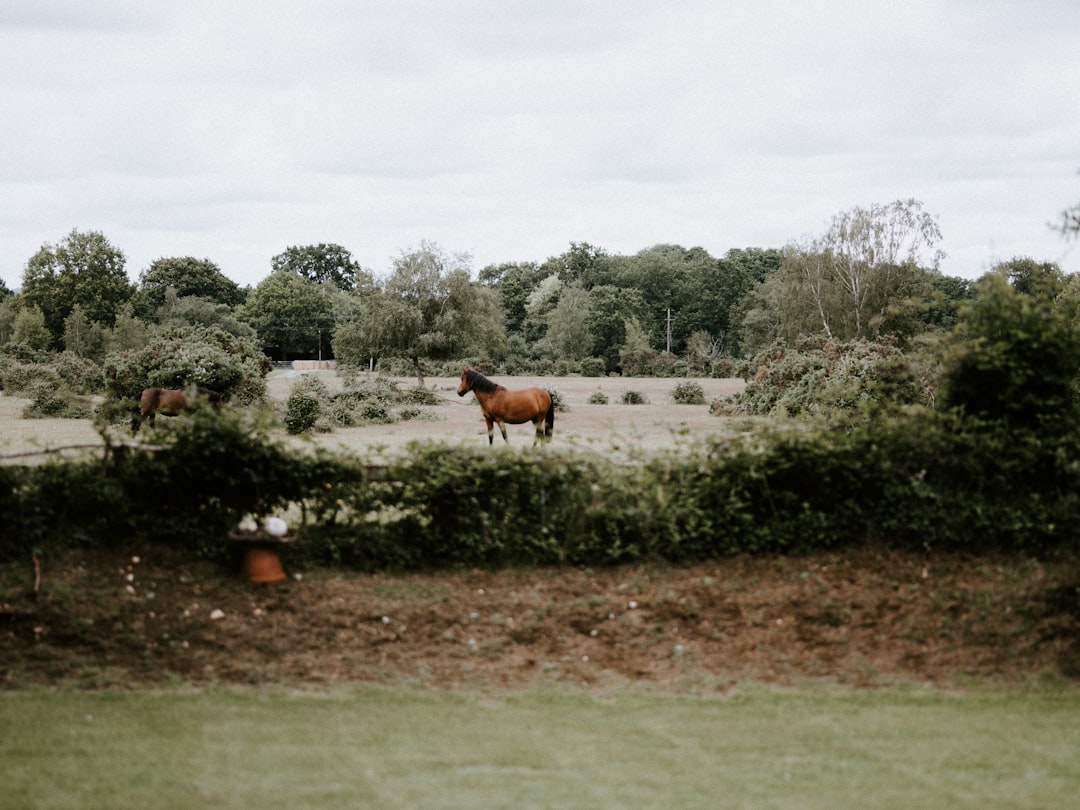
[466,369,502,394]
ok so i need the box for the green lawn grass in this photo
[3,686,1078,809]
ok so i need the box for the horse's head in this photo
[457,368,471,397]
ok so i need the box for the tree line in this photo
[0,197,1075,383]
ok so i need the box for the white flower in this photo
[264,517,288,537]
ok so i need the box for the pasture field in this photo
[0,370,745,461]
[269,371,748,459]
[3,686,1079,809]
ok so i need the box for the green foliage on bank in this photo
[3,403,1078,569]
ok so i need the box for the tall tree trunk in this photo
[413,356,424,387]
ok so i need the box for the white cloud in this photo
[0,0,1077,290]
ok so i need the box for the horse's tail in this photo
[545,395,555,439]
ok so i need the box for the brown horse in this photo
[132,386,224,434]
[457,368,553,445]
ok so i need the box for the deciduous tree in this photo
[361,242,505,384]
[134,256,244,318]
[271,243,372,292]
[239,270,335,359]
[21,229,133,347]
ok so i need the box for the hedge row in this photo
[2,407,1077,569]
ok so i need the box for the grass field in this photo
[0,370,747,462]
[3,686,1078,809]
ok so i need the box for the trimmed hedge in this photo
[2,406,1078,569]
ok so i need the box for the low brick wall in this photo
[292,360,336,370]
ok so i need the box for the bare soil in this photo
[3,374,1079,692]
[3,547,1078,691]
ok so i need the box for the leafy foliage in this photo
[285,374,440,434]
[271,243,372,292]
[20,229,133,347]
[4,397,1079,568]
[102,325,270,406]
[671,381,705,405]
[240,270,336,358]
[284,375,329,434]
[133,256,245,317]
[941,269,1080,435]
[737,335,933,418]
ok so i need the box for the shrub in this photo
[5,404,1080,568]
[547,388,566,412]
[587,391,609,405]
[285,392,322,434]
[622,390,648,404]
[22,383,93,419]
[1,362,60,396]
[580,357,607,377]
[737,336,932,418]
[102,325,270,408]
[941,272,1080,435]
[671,381,705,405]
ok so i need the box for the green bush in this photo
[941,272,1080,435]
[5,394,1080,569]
[587,391,609,405]
[1,362,60,396]
[737,336,932,418]
[285,393,322,434]
[102,325,270,407]
[22,383,93,419]
[622,390,648,404]
[671,381,705,405]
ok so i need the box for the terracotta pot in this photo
[243,546,287,584]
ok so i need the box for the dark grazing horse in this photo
[457,368,553,445]
[132,386,224,434]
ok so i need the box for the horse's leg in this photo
[497,420,509,444]
[485,415,495,445]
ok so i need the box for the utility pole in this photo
[665,308,674,354]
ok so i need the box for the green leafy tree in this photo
[996,256,1066,298]
[156,289,256,337]
[540,282,591,361]
[741,201,942,349]
[618,317,660,375]
[239,270,335,358]
[697,248,782,357]
[477,260,548,334]
[585,285,650,372]
[20,229,133,347]
[11,305,52,351]
[0,296,18,345]
[63,304,107,361]
[941,269,1080,434]
[106,302,151,354]
[363,241,505,384]
[542,242,614,289]
[520,274,563,346]
[133,256,244,318]
[923,273,974,331]
[271,243,371,292]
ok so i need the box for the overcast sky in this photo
[1,0,1077,291]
